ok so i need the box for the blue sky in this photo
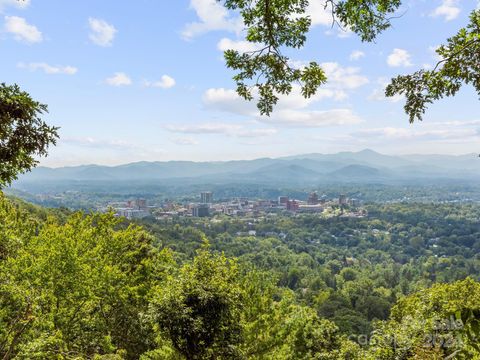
[1,0,480,166]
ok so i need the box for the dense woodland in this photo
[1,193,480,359]
[1,0,479,357]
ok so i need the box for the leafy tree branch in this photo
[221,0,402,115]
[0,83,58,188]
[386,10,480,122]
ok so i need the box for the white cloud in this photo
[349,50,365,61]
[324,26,353,39]
[437,119,480,126]
[313,120,480,153]
[321,62,369,89]
[289,61,368,90]
[60,137,165,163]
[202,88,362,128]
[88,17,116,46]
[368,77,404,103]
[61,137,164,156]
[354,126,477,141]
[182,0,242,39]
[387,48,412,67]
[144,75,176,89]
[345,120,480,148]
[303,1,354,38]
[4,15,42,43]
[260,108,362,128]
[203,62,366,117]
[172,137,199,145]
[166,122,278,138]
[203,88,256,115]
[45,149,165,167]
[304,0,334,27]
[304,1,353,38]
[167,123,241,134]
[217,37,262,53]
[430,0,461,21]
[0,0,30,12]
[279,86,348,108]
[17,62,78,75]
[236,128,278,137]
[202,61,367,129]
[322,121,479,155]
[63,137,135,149]
[105,72,132,86]
[203,86,348,118]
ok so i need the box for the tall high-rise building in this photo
[200,191,213,204]
[135,198,147,209]
[339,194,347,205]
[278,196,289,205]
[307,192,319,205]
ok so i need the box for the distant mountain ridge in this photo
[13,149,480,189]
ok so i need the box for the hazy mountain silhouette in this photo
[13,149,480,191]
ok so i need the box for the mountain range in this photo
[12,149,480,191]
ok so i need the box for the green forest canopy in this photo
[0,83,58,187]
[1,2,480,358]
[1,194,480,358]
